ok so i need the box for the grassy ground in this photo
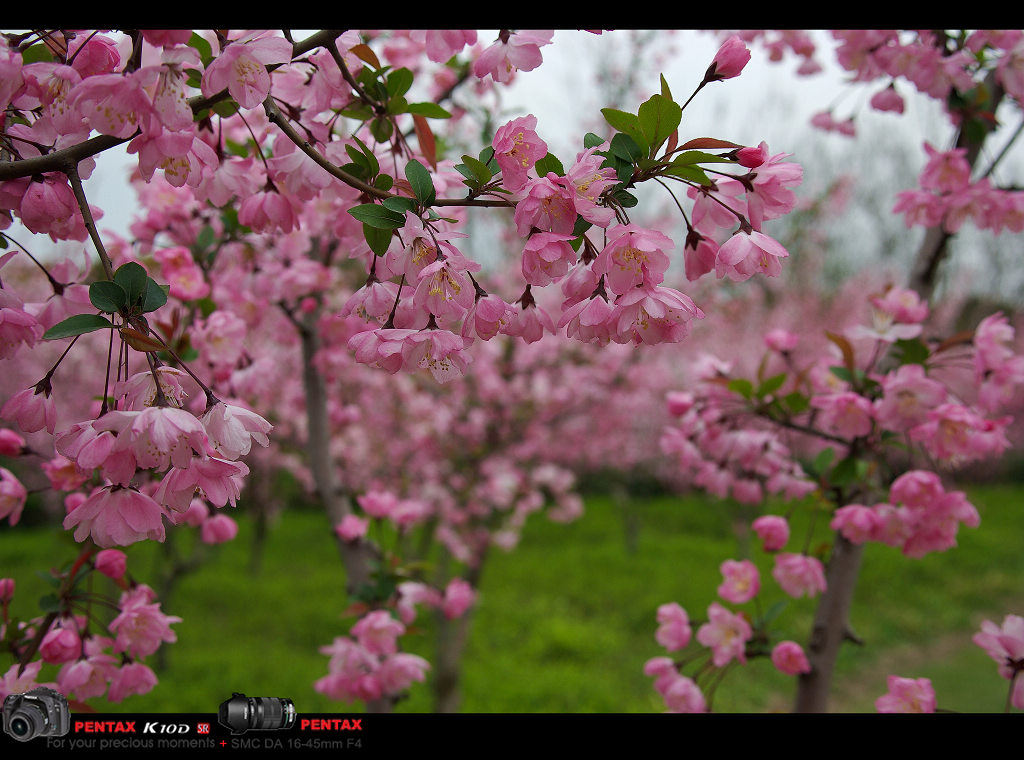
[1,482,1021,713]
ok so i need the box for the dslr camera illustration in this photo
[218,693,296,735]
[3,687,70,742]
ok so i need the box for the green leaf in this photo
[830,456,860,487]
[727,378,754,399]
[347,204,406,229]
[533,152,565,178]
[673,150,736,165]
[351,135,380,176]
[611,189,638,208]
[405,159,436,206]
[638,94,682,155]
[21,43,54,64]
[211,99,239,118]
[892,337,930,366]
[114,262,148,309]
[369,116,393,142]
[188,32,214,67]
[610,133,644,164]
[39,593,61,614]
[363,223,393,256]
[43,313,113,340]
[196,225,216,251]
[601,108,649,151]
[385,94,409,115]
[374,174,394,191]
[460,155,492,184]
[829,365,854,383]
[382,197,419,214]
[757,373,787,398]
[783,391,810,414]
[142,280,170,313]
[89,280,127,314]
[345,144,371,171]
[571,217,593,237]
[663,164,712,185]
[385,67,414,97]
[583,132,605,149]
[340,104,374,121]
[407,102,452,119]
[340,162,369,180]
[660,73,673,101]
[813,447,835,475]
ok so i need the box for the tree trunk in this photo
[298,310,391,713]
[793,536,864,712]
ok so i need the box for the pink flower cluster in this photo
[893,142,1024,235]
[1,577,175,704]
[315,610,430,704]
[832,470,980,557]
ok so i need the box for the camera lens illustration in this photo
[2,687,71,742]
[218,693,296,735]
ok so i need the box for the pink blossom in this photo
[71,71,157,139]
[521,232,577,286]
[771,641,811,675]
[682,231,719,282]
[830,504,881,544]
[461,295,517,341]
[238,190,299,234]
[0,428,25,456]
[351,610,404,656]
[696,602,752,667]
[107,662,158,703]
[375,652,430,694]
[413,260,476,320]
[41,455,89,492]
[39,623,82,664]
[201,402,273,460]
[717,559,760,604]
[124,406,208,471]
[95,549,127,579]
[736,141,769,168]
[0,467,27,526]
[493,115,548,194]
[110,587,181,658]
[0,290,44,359]
[154,456,249,511]
[707,36,751,81]
[874,364,946,432]
[0,577,13,603]
[655,602,692,652]
[869,84,905,113]
[810,391,875,438]
[201,34,294,109]
[661,673,707,713]
[63,485,167,548]
[772,553,827,598]
[593,224,673,295]
[875,675,936,713]
[920,142,971,193]
[973,614,1024,683]
[18,175,84,241]
[442,578,476,620]
[418,30,478,63]
[335,514,369,542]
[513,174,577,237]
[715,230,790,281]
[473,30,553,84]
[201,514,239,544]
[764,328,799,352]
[1,385,57,434]
[752,515,790,552]
[564,145,616,226]
[609,284,704,346]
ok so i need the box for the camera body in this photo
[2,687,70,742]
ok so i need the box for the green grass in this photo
[1,483,1021,713]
